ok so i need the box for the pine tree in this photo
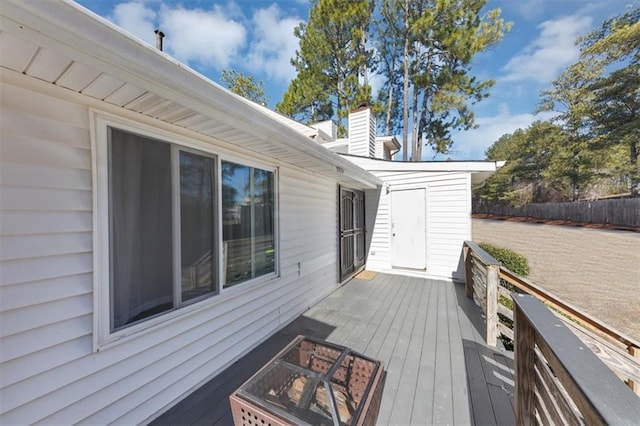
[276,0,374,136]
[579,7,640,195]
[376,0,510,160]
[220,69,269,105]
[538,62,604,201]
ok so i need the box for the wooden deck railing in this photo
[463,241,640,397]
[513,294,640,425]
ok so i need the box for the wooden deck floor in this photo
[152,273,514,425]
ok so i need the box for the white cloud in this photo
[446,104,558,160]
[502,15,593,84]
[109,2,246,69]
[513,0,547,20]
[246,5,301,82]
[160,5,246,69]
[109,1,157,46]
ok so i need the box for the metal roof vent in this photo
[154,29,165,51]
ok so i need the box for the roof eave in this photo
[1,0,380,189]
[340,154,503,173]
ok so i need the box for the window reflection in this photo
[222,161,275,287]
[180,151,216,301]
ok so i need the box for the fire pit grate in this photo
[229,336,384,426]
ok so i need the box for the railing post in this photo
[485,264,499,346]
[514,299,536,426]
[629,346,640,394]
[463,243,473,298]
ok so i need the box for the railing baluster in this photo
[485,264,499,346]
[513,294,640,425]
[514,300,536,426]
[630,346,640,394]
[463,240,640,393]
[463,245,473,298]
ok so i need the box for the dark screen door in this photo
[339,187,365,281]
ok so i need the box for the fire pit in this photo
[229,335,384,426]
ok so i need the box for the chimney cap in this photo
[351,101,370,113]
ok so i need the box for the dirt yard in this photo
[472,218,640,342]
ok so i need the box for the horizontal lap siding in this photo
[366,188,390,270]
[365,170,470,280]
[0,80,340,424]
[427,176,469,279]
[0,82,95,421]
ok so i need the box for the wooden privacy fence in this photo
[473,198,640,228]
[462,241,640,398]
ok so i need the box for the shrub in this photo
[478,242,529,277]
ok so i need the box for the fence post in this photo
[514,299,536,426]
[485,264,499,346]
[463,244,473,298]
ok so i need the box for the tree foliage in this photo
[276,0,374,136]
[406,0,510,160]
[537,62,603,201]
[480,6,639,204]
[377,0,511,160]
[220,69,269,105]
[579,6,640,195]
[478,121,570,205]
[277,0,509,152]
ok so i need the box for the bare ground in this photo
[472,218,640,342]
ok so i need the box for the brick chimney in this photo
[348,103,375,157]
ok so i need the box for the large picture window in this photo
[108,128,217,331]
[98,122,278,342]
[222,161,275,287]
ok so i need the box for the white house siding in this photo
[364,170,471,281]
[0,78,343,423]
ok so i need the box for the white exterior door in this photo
[391,188,426,269]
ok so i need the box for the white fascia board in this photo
[1,0,380,189]
[376,136,401,150]
[322,140,349,149]
[251,103,319,139]
[341,154,501,173]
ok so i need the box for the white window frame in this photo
[91,110,279,351]
[220,159,278,288]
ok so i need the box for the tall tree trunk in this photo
[361,26,368,88]
[336,78,342,133]
[415,49,431,161]
[630,139,638,196]
[572,152,580,201]
[385,81,394,135]
[416,89,429,161]
[402,0,410,161]
[411,84,419,161]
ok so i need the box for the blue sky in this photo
[76,0,631,160]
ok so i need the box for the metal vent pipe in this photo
[154,29,165,51]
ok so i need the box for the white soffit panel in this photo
[104,83,147,107]
[124,92,165,112]
[0,31,38,72]
[56,62,101,92]
[82,73,124,100]
[26,47,71,83]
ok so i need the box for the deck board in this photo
[447,279,473,425]
[387,279,426,424]
[151,273,514,425]
[411,285,440,424]
[433,281,454,424]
